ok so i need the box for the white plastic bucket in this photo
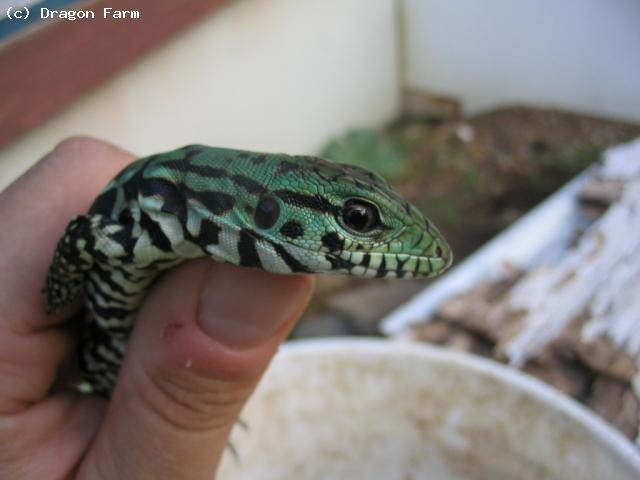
[218,339,640,479]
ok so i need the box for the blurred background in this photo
[2,0,640,449]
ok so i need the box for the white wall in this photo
[403,0,640,122]
[0,0,399,190]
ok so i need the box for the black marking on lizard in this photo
[279,220,304,239]
[270,242,311,273]
[325,253,354,272]
[375,255,387,278]
[237,229,263,269]
[321,231,344,253]
[274,190,337,214]
[232,174,267,195]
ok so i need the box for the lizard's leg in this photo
[43,215,97,312]
[44,214,139,395]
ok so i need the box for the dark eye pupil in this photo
[255,197,280,229]
[341,201,379,233]
[345,206,369,230]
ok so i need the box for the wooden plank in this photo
[500,141,640,366]
[0,0,227,148]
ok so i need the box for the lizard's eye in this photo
[339,199,380,234]
[255,196,280,229]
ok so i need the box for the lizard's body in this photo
[44,145,452,394]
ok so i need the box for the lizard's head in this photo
[250,155,453,278]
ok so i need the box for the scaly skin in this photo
[44,145,452,394]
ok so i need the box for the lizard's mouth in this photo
[324,250,451,278]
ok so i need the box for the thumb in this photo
[78,259,314,479]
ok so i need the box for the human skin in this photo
[0,137,314,479]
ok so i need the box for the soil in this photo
[388,106,640,260]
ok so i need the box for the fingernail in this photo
[197,263,311,346]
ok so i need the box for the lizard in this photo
[43,145,453,395]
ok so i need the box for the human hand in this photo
[0,137,314,479]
